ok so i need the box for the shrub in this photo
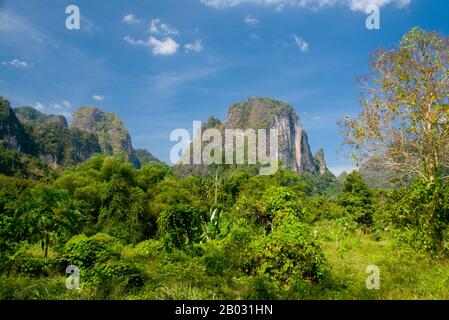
[203,218,259,275]
[243,274,280,300]
[157,204,203,250]
[61,234,144,289]
[61,235,118,270]
[249,215,329,285]
[8,250,54,277]
[91,260,144,287]
[133,239,164,258]
[383,178,449,253]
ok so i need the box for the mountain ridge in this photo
[0,97,161,171]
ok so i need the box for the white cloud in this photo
[81,15,101,34]
[244,15,259,26]
[185,39,203,53]
[33,102,45,112]
[93,95,105,101]
[1,58,28,68]
[32,101,73,120]
[200,0,411,11]
[146,66,221,94]
[122,14,141,24]
[149,37,180,55]
[293,35,309,52]
[123,35,148,46]
[62,101,71,108]
[348,0,410,11]
[124,35,180,56]
[150,18,179,35]
[328,165,357,176]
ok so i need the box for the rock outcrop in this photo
[12,105,100,166]
[180,97,327,176]
[15,106,68,127]
[135,149,162,166]
[225,97,324,175]
[0,97,35,154]
[314,148,328,175]
[0,97,160,169]
[71,106,139,167]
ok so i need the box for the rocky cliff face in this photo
[15,106,68,127]
[0,97,160,171]
[314,148,328,175]
[0,97,35,154]
[12,105,100,166]
[71,106,139,167]
[225,98,324,175]
[135,149,162,166]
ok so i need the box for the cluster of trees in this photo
[0,151,374,292]
[343,27,449,251]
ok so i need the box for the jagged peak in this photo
[226,97,299,130]
[229,97,294,115]
[314,148,328,175]
[14,106,68,127]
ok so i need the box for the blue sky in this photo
[1,0,449,174]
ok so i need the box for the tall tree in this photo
[342,28,449,183]
[22,185,83,258]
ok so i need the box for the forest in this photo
[1,27,449,300]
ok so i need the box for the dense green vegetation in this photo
[0,153,449,300]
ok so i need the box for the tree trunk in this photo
[44,232,49,259]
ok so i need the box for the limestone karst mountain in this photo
[71,106,140,167]
[0,98,35,154]
[225,97,323,175]
[180,97,327,176]
[314,148,328,175]
[135,148,163,166]
[15,106,68,127]
[0,97,160,170]
[13,105,101,166]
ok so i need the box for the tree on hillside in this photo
[342,28,449,183]
[22,185,84,258]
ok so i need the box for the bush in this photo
[61,234,144,289]
[243,274,280,300]
[61,235,118,270]
[133,239,164,258]
[382,178,449,253]
[203,218,260,275]
[8,250,54,277]
[91,260,144,287]
[338,171,374,226]
[157,204,203,250]
[249,215,329,285]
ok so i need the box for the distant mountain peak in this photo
[71,106,140,167]
[0,97,35,154]
[226,97,323,175]
[14,106,68,127]
[0,97,161,170]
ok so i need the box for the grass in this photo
[2,222,449,300]
[314,220,449,300]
